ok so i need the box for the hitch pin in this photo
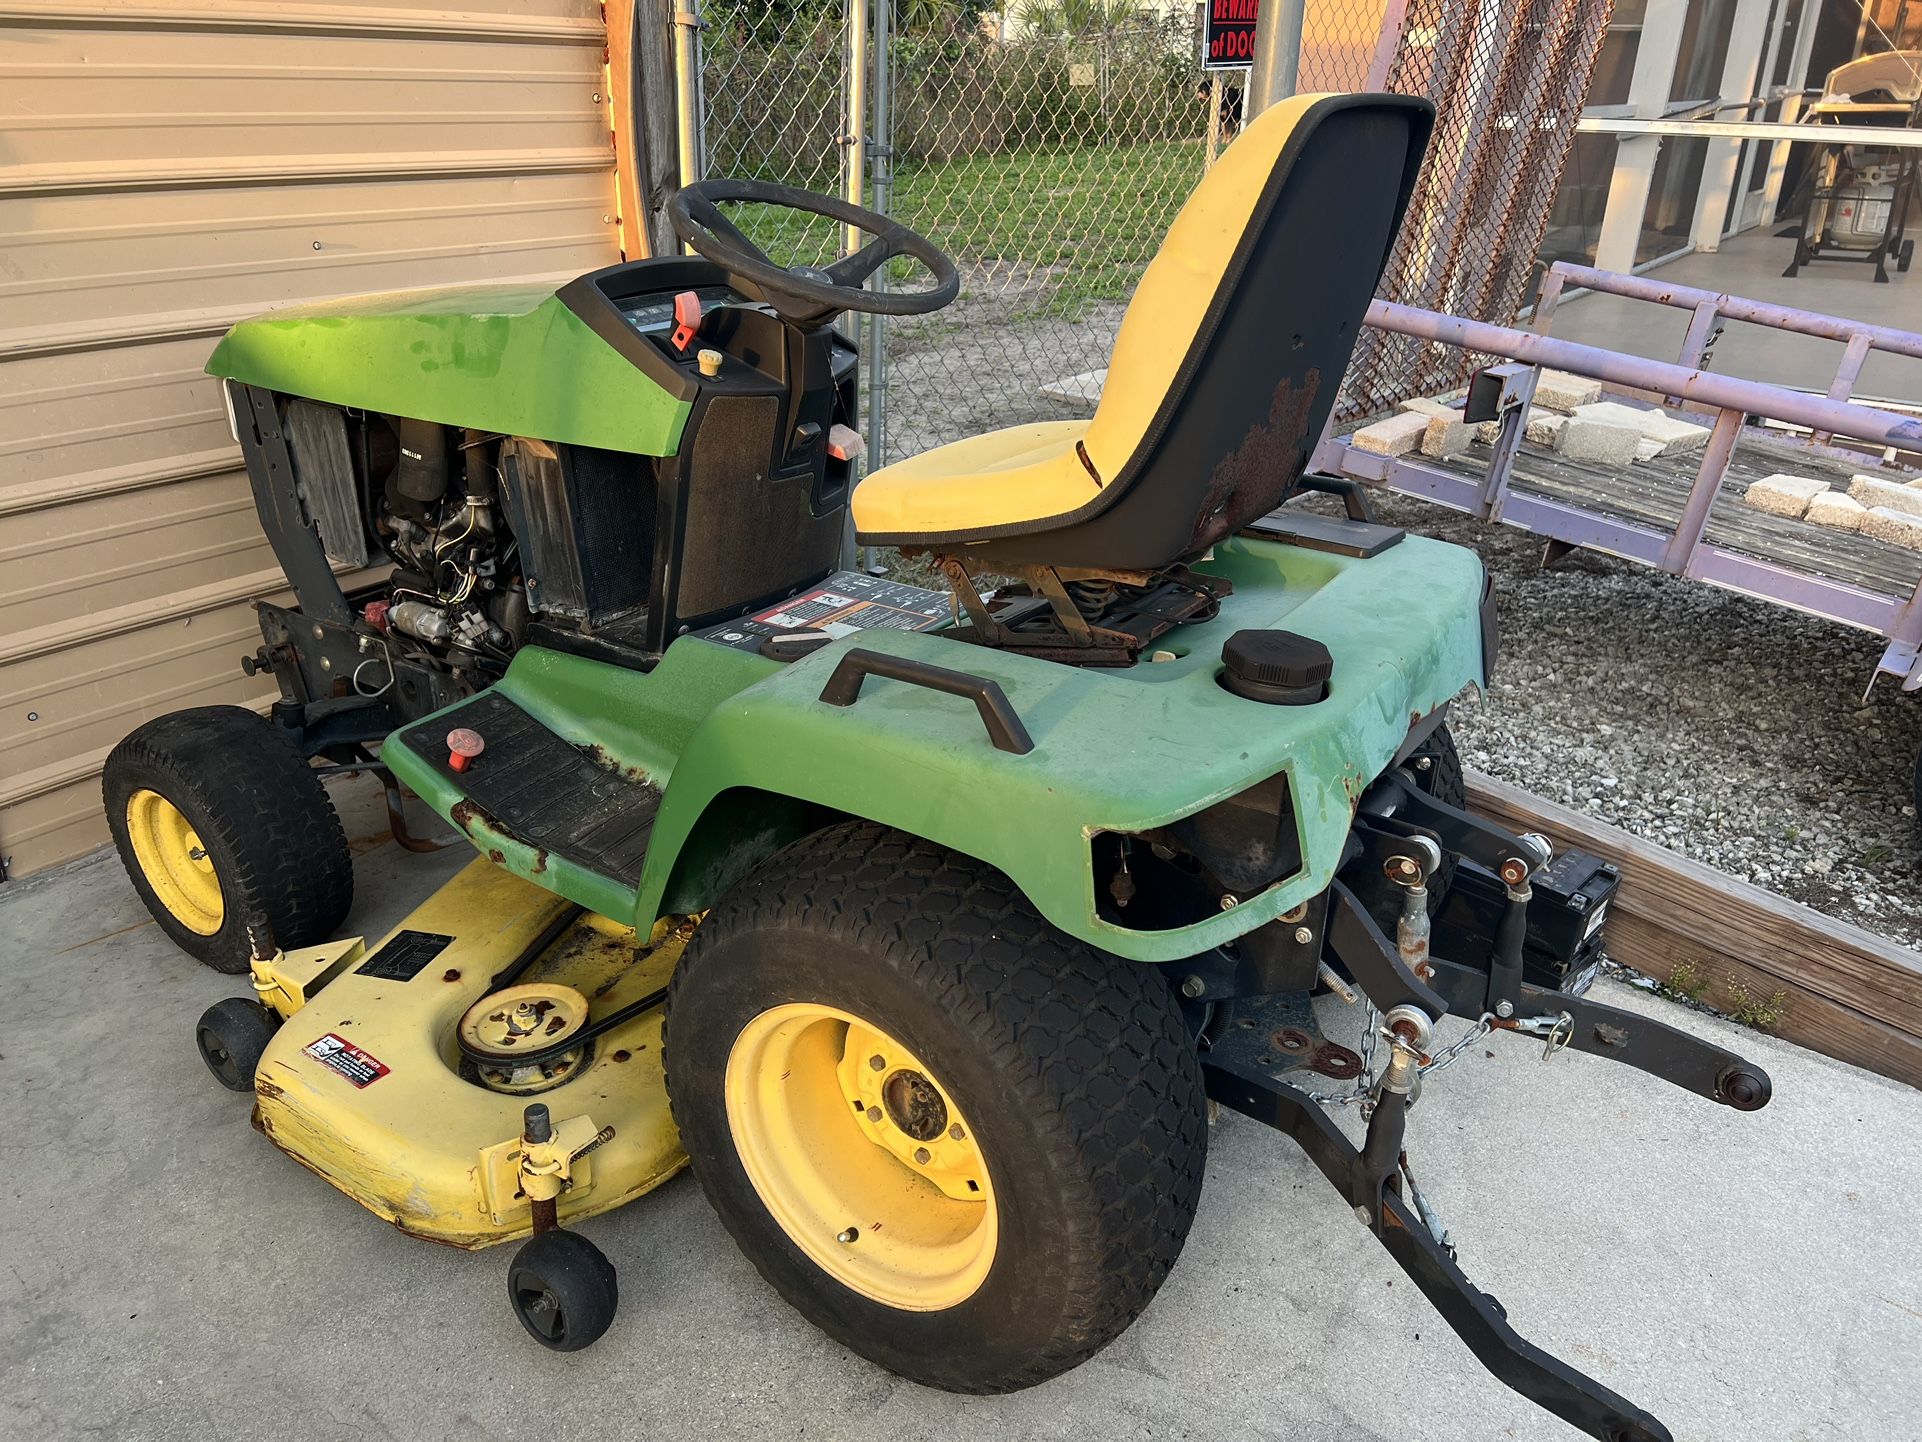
[1509,1010,1576,1061]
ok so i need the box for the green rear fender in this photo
[639,534,1488,962]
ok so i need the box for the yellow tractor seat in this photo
[852,92,1433,573]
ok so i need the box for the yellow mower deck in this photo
[251,858,688,1248]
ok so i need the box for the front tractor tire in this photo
[104,706,352,973]
[664,822,1208,1394]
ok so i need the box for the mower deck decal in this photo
[356,929,454,982]
[302,1033,391,1088]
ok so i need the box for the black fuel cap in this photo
[1219,629,1332,705]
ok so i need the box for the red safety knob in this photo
[446,727,485,773]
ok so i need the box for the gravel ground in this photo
[878,320,1922,950]
[1381,491,1922,949]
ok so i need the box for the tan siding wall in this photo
[0,0,622,879]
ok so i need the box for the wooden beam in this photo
[607,0,680,260]
[1466,769,1922,1091]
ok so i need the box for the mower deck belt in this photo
[400,692,661,888]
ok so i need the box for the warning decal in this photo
[303,1033,391,1088]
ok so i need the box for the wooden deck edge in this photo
[1466,769,1922,1091]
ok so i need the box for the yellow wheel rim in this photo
[124,788,224,935]
[725,1003,997,1311]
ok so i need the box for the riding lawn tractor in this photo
[106,94,1771,1440]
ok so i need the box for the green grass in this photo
[729,138,1205,319]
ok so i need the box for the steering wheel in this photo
[667,178,959,326]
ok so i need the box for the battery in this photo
[1433,849,1620,993]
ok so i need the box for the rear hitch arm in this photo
[1425,958,1773,1110]
[1202,1054,1674,1442]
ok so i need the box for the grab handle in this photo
[818,649,1034,755]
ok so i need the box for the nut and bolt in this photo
[1293,926,1314,944]
[837,1227,859,1244]
[1180,974,1206,999]
[866,1106,883,1123]
[1219,893,1239,910]
[868,1054,885,1071]
[1353,1204,1373,1225]
[1499,856,1531,887]
[913,1147,931,1165]
[948,1124,965,1141]
[1495,1000,1515,1019]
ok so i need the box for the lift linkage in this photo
[1200,773,1772,1442]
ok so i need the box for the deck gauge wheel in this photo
[506,1230,619,1352]
[195,997,280,1092]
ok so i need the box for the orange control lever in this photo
[669,290,703,352]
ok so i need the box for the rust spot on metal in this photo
[580,742,651,784]
[487,849,505,865]
[255,1078,286,1103]
[612,1049,632,1063]
[443,968,462,983]
[1190,368,1322,553]
[450,799,483,830]
[531,848,549,874]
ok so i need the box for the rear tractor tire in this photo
[664,821,1208,1394]
[104,706,352,973]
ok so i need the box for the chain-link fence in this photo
[1338,0,1614,419]
[875,5,1208,462]
[688,0,1611,459]
[697,0,853,270]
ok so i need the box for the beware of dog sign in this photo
[1203,0,1259,70]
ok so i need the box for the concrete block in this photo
[1861,505,1922,550]
[1573,401,1712,455]
[1420,413,1472,457]
[1040,368,1107,405]
[1634,438,1664,463]
[1743,474,1829,518]
[1524,411,1570,447]
[1806,491,1868,531]
[1350,411,1429,457]
[1533,369,1601,411]
[1398,397,1471,455]
[1850,474,1922,518]
[1639,412,1713,455]
[1556,417,1641,466]
[1474,420,1502,445]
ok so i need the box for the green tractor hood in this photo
[205,281,691,456]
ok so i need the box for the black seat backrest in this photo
[973,94,1433,571]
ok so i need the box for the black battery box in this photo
[1433,848,1620,992]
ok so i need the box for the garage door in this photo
[0,0,623,879]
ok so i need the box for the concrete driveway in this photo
[3,785,1919,1442]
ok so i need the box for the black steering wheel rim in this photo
[666,177,959,321]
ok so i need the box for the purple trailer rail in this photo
[1312,262,1922,692]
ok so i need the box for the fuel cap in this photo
[1219,629,1332,705]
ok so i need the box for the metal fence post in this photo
[1246,0,1304,117]
[843,0,869,257]
[671,0,703,193]
[864,0,892,482]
